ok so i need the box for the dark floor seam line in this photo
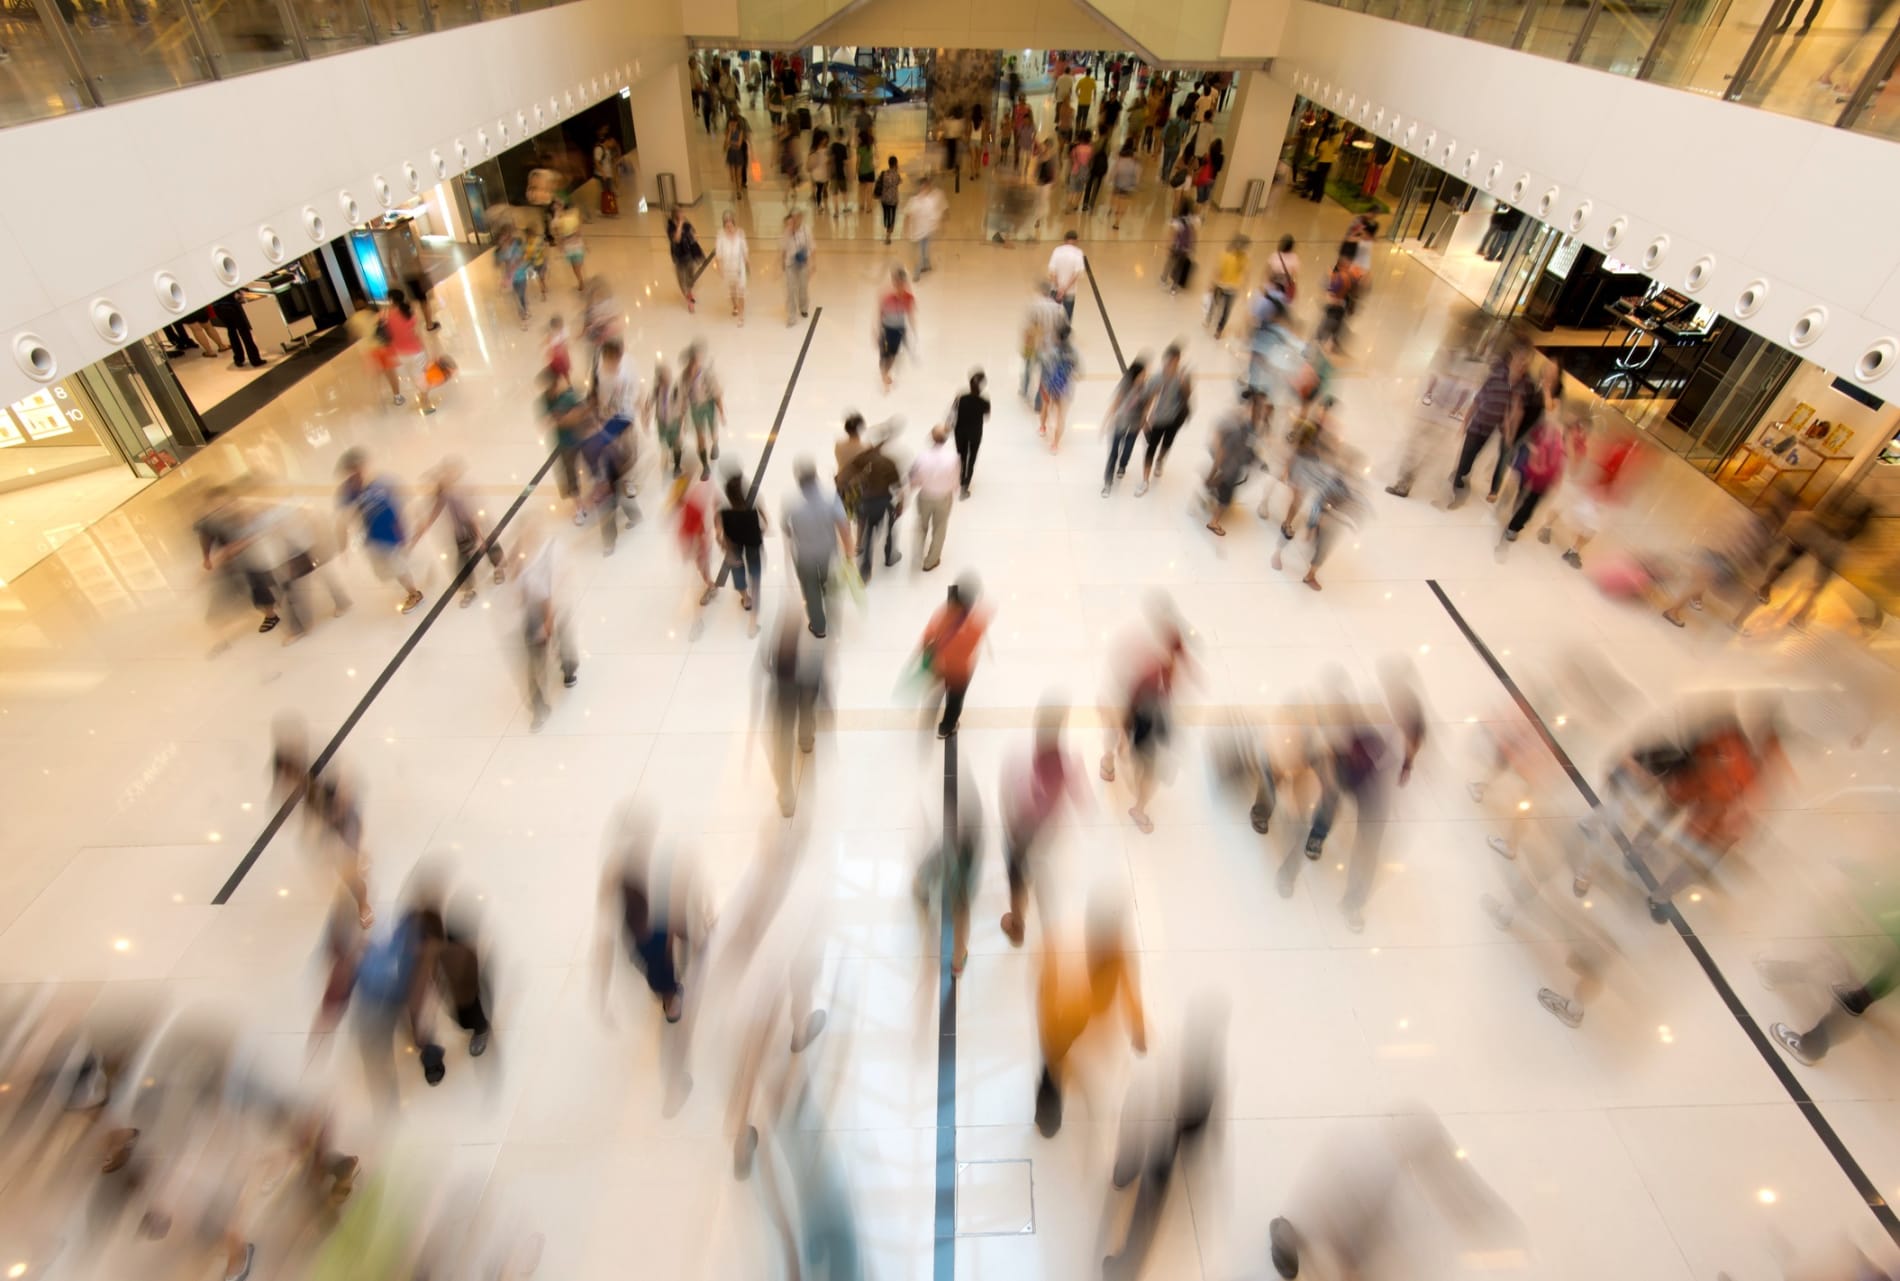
[211,449,562,905]
[933,733,959,1280]
[714,306,822,590]
[1424,578,1900,1245]
[1084,256,1128,375]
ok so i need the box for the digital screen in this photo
[349,230,388,303]
[1546,236,1583,280]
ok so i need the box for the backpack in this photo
[354,916,419,1006]
[1522,427,1564,489]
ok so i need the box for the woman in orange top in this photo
[1035,892,1146,1136]
[917,576,990,740]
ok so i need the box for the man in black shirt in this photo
[952,370,992,498]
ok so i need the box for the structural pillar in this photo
[628,59,702,207]
[1214,71,1297,213]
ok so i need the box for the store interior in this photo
[1287,97,1899,610]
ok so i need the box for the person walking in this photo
[715,210,749,325]
[807,128,835,216]
[909,424,960,571]
[411,458,507,608]
[1048,230,1085,321]
[1040,321,1080,452]
[334,449,425,614]
[717,472,768,633]
[784,460,854,638]
[1207,237,1249,339]
[855,128,878,213]
[997,706,1088,946]
[1035,893,1146,1136]
[1022,284,1065,400]
[644,360,687,478]
[724,115,749,194]
[951,369,991,498]
[1100,622,1188,833]
[875,154,903,243]
[1448,338,1531,507]
[380,288,434,413]
[840,430,904,578]
[553,199,587,290]
[210,290,267,370]
[1101,357,1152,497]
[667,208,705,313]
[1137,344,1191,495]
[1108,142,1139,229]
[682,343,725,477]
[1083,133,1111,214]
[1501,399,1575,546]
[875,266,917,392]
[905,174,947,278]
[916,576,990,738]
[781,208,814,326]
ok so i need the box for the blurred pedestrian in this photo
[715,210,750,326]
[1040,321,1080,451]
[1109,141,1139,229]
[840,428,904,578]
[905,173,946,277]
[785,459,855,638]
[999,705,1088,946]
[411,458,507,608]
[916,576,990,739]
[514,518,578,731]
[1137,344,1191,495]
[1035,892,1146,1136]
[668,207,705,313]
[782,208,815,325]
[876,154,903,242]
[1048,230,1085,320]
[1101,619,1189,833]
[334,449,425,614]
[682,342,725,478]
[875,266,917,392]
[1102,357,1152,497]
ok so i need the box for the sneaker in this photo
[1772,1021,1818,1065]
[1538,987,1583,1027]
[1562,548,1583,568]
[1646,896,1670,924]
[493,566,507,585]
[1572,874,1591,897]
[1134,480,1149,497]
[1269,1218,1300,1280]
[1340,903,1364,933]
[562,670,578,689]
[1384,484,1410,498]
[1480,893,1512,931]
[1304,834,1323,860]
[1486,834,1517,860]
[699,586,718,606]
[1537,527,1553,544]
[469,1029,489,1057]
[1101,483,1111,497]
[459,590,477,609]
[1503,529,1519,543]
[399,590,424,614]
[393,395,405,406]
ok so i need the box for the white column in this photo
[1214,71,1296,212]
[628,59,701,207]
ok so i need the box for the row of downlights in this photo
[1291,72,1897,386]
[11,66,638,386]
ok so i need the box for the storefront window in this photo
[63,0,213,104]
[1519,0,1594,60]
[1575,0,1666,75]
[1844,39,1900,138]
[366,0,431,39]
[0,1,94,125]
[287,0,373,55]
[191,0,299,77]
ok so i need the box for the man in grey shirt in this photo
[784,459,855,638]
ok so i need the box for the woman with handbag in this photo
[667,207,704,313]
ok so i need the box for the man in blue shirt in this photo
[335,448,425,614]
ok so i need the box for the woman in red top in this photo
[876,266,917,392]
[382,288,434,414]
[1101,623,1190,833]
[917,577,989,739]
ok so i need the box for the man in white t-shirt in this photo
[1047,231,1086,321]
[1054,68,1074,111]
[905,174,948,277]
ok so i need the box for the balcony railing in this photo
[0,0,582,128]
[1307,0,1900,140]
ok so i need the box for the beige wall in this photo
[818,0,1124,49]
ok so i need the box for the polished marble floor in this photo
[3,91,1900,1281]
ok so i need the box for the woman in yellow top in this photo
[1035,892,1146,1135]
[1207,235,1250,339]
[1306,130,1343,201]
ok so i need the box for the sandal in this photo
[1205,521,1225,536]
[1129,807,1153,834]
[258,614,280,633]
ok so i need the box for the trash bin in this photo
[657,172,679,211]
